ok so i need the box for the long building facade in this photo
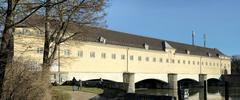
[13,25,231,84]
[6,15,231,92]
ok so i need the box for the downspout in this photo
[126,48,129,72]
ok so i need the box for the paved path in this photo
[69,91,99,100]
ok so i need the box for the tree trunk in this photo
[0,0,14,98]
[43,0,51,73]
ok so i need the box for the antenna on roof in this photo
[192,31,195,46]
[204,33,206,47]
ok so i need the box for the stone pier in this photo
[123,72,135,93]
[199,74,207,87]
[168,73,178,90]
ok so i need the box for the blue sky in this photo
[105,0,240,56]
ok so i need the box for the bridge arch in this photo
[178,78,199,88]
[135,78,168,89]
[206,74,222,80]
[177,74,199,82]
[135,73,168,83]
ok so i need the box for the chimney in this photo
[204,33,206,47]
[192,31,195,46]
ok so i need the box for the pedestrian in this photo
[78,79,82,90]
[98,78,103,88]
[72,77,77,91]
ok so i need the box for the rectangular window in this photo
[153,57,156,62]
[166,59,169,63]
[90,52,95,58]
[159,58,163,63]
[101,53,106,59]
[77,50,83,57]
[146,57,149,62]
[138,56,142,61]
[178,60,181,64]
[37,47,43,54]
[188,61,191,64]
[112,54,116,59]
[130,55,134,60]
[121,54,125,60]
[183,60,186,64]
[171,59,175,63]
[213,63,215,66]
[206,62,208,66]
[54,74,56,79]
[210,62,212,66]
[193,61,195,65]
[64,49,70,57]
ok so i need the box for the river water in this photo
[136,87,240,100]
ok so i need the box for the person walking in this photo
[72,77,77,91]
[78,79,82,90]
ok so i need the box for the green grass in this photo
[52,87,71,100]
[52,86,104,94]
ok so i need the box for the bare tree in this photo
[0,0,67,98]
[41,0,107,77]
[2,58,45,100]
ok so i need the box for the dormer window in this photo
[143,43,149,50]
[216,53,220,57]
[207,52,211,57]
[98,36,106,44]
[185,50,190,54]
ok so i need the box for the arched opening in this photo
[178,79,199,96]
[84,79,116,87]
[135,79,168,89]
[207,78,223,94]
[178,79,199,88]
[207,78,223,87]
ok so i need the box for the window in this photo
[54,74,56,79]
[64,49,70,57]
[166,59,169,63]
[146,57,149,62]
[213,63,215,66]
[121,54,125,60]
[178,60,181,64]
[153,57,156,62]
[159,58,163,63]
[171,59,175,63]
[112,54,116,59]
[130,55,134,60]
[197,61,200,65]
[101,53,106,59]
[138,56,142,61]
[90,52,95,58]
[193,61,195,65]
[183,60,186,64]
[77,50,83,57]
[206,62,208,66]
[209,62,212,66]
[188,61,191,64]
[37,47,43,54]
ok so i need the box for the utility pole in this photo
[204,33,206,47]
[192,31,195,46]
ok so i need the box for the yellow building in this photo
[11,16,231,92]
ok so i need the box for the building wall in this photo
[13,28,231,82]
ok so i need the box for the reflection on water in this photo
[136,87,240,100]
